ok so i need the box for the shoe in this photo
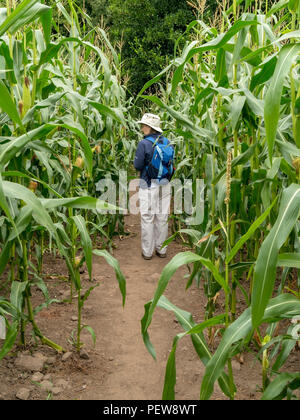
[156,250,167,258]
[142,253,152,260]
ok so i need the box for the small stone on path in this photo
[80,350,90,359]
[40,380,53,392]
[46,356,56,365]
[55,379,69,389]
[31,372,44,382]
[15,354,45,372]
[16,388,31,400]
[52,387,63,395]
[62,351,72,362]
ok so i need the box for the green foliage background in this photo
[79,0,277,94]
[79,0,210,94]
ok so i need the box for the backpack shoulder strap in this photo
[144,135,164,146]
[144,136,155,144]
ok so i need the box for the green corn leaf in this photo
[93,250,126,307]
[289,0,300,12]
[40,196,120,212]
[143,251,229,334]
[88,101,126,126]
[215,48,227,84]
[2,171,62,198]
[276,139,300,158]
[2,181,55,236]
[33,37,120,100]
[0,299,16,318]
[224,43,262,67]
[226,198,277,264]
[231,25,248,66]
[226,0,255,14]
[1,180,75,282]
[174,21,205,57]
[0,121,92,176]
[81,325,96,347]
[264,44,300,162]
[0,0,38,36]
[0,241,12,277]
[198,257,229,292]
[0,40,17,84]
[239,44,272,65]
[142,95,213,140]
[32,41,62,69]
[277,253,300,269]
[272,325,298,372]
[10,281,28,316]
[241,31,300,66]
[79,286,98,310]
[0,125,54,169]
[56,0,72,25]
[277,30,300,42]
[0,80,23,128]
[146,296,233,399]
[57,120,93,177]
[157,296,218,365]
[8,2,51,40]
[72,215,92,280]
[250,56,277,91]
[39,4,52,45]
[141,301,157,360]
[0,8,7,26]
[251,184,300,329]
[162,333,183,400]
[229,95,246,131]
[0,173,12,222]
[186,314,226,335]
[96,28,119,67]
[137,62,174,99]
[22,93,66,124]
[7,205,32,242]
[212,143,257,184]
[200,294,300,400]
[171,20,258,94]
[267,0,289,16]
[0,320,19,361]
[54,222,72,247]
[261,372,300,400]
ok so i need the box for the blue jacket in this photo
[134,134,162,188]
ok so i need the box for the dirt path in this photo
[0,212,266,400]
[72,213,261,400]
[80,212,207,400]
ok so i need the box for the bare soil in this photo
[0,212,299,400]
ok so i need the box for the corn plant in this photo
[142,183,300,399]
[140,0,300,400]
[0,0,128,357]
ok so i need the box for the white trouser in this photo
[139,183,171,258]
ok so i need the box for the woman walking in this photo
[134,113,174,260]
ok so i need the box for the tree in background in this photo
[80,0,198,94]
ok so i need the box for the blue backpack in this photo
[146,136,174,181]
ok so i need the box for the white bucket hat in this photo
[137,113,163,133]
